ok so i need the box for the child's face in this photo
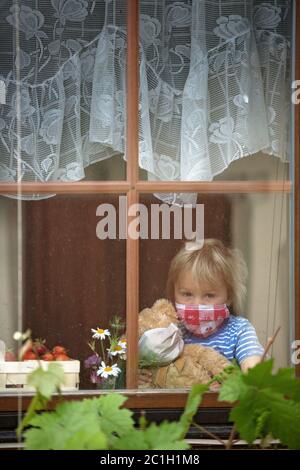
[175,270,228,306]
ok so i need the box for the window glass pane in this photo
[138,1,292,182]
[85,156,126,181]
[0,197,19,359]
[0,195,126,393]
[139,153,290,182]
[0,0,127,189]
[139,192,292,390]
[214,153,290,181]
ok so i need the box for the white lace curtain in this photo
[0,1,292,201]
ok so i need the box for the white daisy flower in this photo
[108,345,126,356]
[91,328,111,340]
[13,331,23,341]
[97,361,121,378]
[118,339,127,349]
[13,329,31,341]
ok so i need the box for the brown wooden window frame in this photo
[0,0,299,412]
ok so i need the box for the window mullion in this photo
[126,0,139,389]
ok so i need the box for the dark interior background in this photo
[23,193,231,388]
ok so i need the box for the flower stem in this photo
[100,339,106,363]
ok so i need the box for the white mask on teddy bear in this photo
[138,323,184,366]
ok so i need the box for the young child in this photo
[166,238,264,372]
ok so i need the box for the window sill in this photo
[0,389,232,411]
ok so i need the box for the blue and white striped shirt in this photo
[183,315,264,365]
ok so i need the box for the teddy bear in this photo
[138,298,230,389]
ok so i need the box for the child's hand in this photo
[138,369,153,387]
[240,355,262,372]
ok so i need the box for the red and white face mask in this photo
[175,303,230,338]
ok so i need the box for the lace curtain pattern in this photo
[0,1,292,201]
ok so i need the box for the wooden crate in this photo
[0,360,80,392]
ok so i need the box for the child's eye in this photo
[206,293,215,298]
[182,292,192,297]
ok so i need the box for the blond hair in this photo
[166,239,248,314]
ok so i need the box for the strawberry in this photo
[22,350,38,360]
[54,353,70,361]
[52,345,67,356]
[42,353,55,361]
[5,351,17,361]
[32,338,48,357]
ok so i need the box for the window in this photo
[0,1,299,413]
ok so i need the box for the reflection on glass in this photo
[138,192,291,390]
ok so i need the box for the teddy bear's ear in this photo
[139,307,151,317]
[159,299,178,315]
[138,306,159,336]
[152,298,175,312]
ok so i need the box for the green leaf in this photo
[27,363,65,399]
[212,363,240,385]
[221,359,300,448]
[229,388,259,443]
[241,359,300,402]
[260,367,300,402]
[256,390,300,449]
[243,359,274,388]
[63,420,107,450]
[218,369,247,403]
[96,394,134,438]
[18,364,65,438]
[113,429,149,450]
[25,420,107,450]
[24,401,107,450]
[139,411,147,430]
[230,388,300,449]
[16,393,48,438]
[114,422,189,450]
[179,384,208,438]
[146,421,189,450]
[21,357,300,451]
[255,410,271,439]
